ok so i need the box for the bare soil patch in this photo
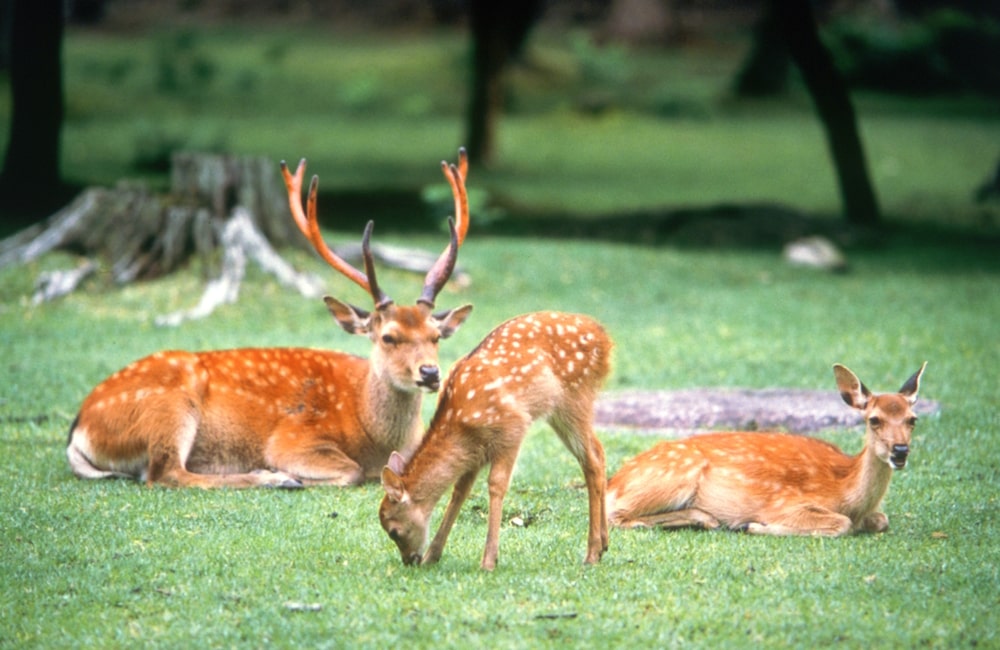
[595,388,941,436]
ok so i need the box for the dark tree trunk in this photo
[0,0,67,222]
[776,0,881,226]
[974,156,1000,203]
[465,0,543,167]
[734,0,790,97]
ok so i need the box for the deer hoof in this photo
[253,469,304,489]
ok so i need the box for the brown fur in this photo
[66,151,473,488]
[379,312,613,569]
[607,363,926,536]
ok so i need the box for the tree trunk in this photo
[0,0,66,221]
[465,1,543,167]
[170,152,304,248]
[776,0,881,226]
[734,0,790,97]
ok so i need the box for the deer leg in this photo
[263,427,365,486]
[148,414,301,488]
[155,466,302,489]
[482,453,519,571]
[551,410,608,563]
[616,508,721,530]
[857,511,889,533]
[122,400,293,488]
[423,468,480,565]
[588,436,608,553]
[745,505,853,536]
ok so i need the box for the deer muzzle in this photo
[417,365,441,391]
[890,444,909,469]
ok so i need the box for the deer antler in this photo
[419,148,470,308]
[280,159,391,308]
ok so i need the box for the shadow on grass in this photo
[4,184,996,273]
[316,187,1000,273]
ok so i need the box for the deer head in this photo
[379,450,428,565]
[834,362,926,470]
[280,150,473,393]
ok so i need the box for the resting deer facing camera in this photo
[607,362,927,536]
[65,150,473,488]
[379,312,613,570]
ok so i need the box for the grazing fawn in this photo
[65,150,473,488]
[379,312,613,570]
[607,362,927,536]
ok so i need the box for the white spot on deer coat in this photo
[483,378,503,391]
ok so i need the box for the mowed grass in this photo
[1,233,998,648]
[2,23,999,649]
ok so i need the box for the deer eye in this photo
[868,416,882,429]
[388,529,400,541]
[907,417,918,427]
[381,334,397,346]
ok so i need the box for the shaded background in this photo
[1,0,999,246]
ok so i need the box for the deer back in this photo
[72,348,371,465]
[433,312,612,437]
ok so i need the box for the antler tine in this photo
[418,218,459,307]
[449,148,470,247]
[418,150,470,307]
[279,159,311,236]
[279,159,386,305]
[456,145,469,189]
[361,221,392,310]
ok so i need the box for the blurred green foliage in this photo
[2,25,997,227]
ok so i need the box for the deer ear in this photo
[899,361,927,405]
[833,363,872,410]
[387,450,407,475]
[324,296,372,335]
[381,465,408,504]
[432,304,473,339]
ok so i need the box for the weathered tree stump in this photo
[0,152,467,325]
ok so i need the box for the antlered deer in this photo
[65,150,474,488]
[379,312,613,570]
[607,362,927,536]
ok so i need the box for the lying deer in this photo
[379,312,613,570]
[65,150,473,488]
[607,362,926,536]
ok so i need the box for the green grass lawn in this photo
[2,232,997,648]
[2,23,999,650]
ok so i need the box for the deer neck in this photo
[360,367,423,453]
[402,424,475,513]
[842,440,894,520]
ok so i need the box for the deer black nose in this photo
[890,444,909,468]
[419,365,440,389]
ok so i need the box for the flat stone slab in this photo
[595,388,940,436]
